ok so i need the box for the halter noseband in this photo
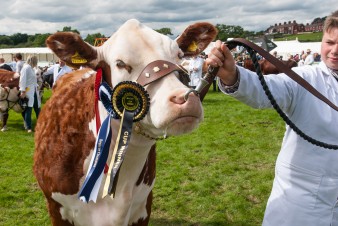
[136,60,189,86]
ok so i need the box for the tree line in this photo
[0,24,263,49]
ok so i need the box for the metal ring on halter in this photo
[184,77,210,101]
[184,89,199,101]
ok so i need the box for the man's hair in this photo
[0,57,4,63]
[15,53,22,60]
[323,10,338,32]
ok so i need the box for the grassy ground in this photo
[273,32,323,42]
[0,89,284,226]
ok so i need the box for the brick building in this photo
[305,21,324,32]
[266,18,324,34]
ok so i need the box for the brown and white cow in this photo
[243,58,298,75]
[0,69,23,131]
[33,19,217,226]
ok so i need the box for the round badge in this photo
[111,81,149,122]
[122,92,139,111]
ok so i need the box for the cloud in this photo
[0,0,335,38]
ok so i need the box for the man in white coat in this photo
[206,10,338,226]
[304,49,315,65]
[188,55,204,88]
[43,59,72,87]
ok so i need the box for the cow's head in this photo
[46,19,217,139]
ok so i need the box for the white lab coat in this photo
[52,64,72,86]
[19,64,41,108]
[304,54,315,65]
[219,61,338,226]
[188,57,204,87]
[44,63,73,86]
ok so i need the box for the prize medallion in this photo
[111,81,149,122]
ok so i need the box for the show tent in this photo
[0,47,58,67]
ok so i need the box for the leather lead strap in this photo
[199,67,219,101]
[227,38,338,112]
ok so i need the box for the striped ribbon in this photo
[78,115,112,203]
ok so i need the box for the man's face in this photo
[59,60,66,67]
[321,27,338,70]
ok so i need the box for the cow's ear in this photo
[176,22,218,57]
[46,32,99,69]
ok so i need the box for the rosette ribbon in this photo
[78,81,149,202]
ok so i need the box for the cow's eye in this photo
[116,60,126,68]
[116,60,132,73]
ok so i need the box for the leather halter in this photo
[136,60,187,86]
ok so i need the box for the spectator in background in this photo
[304,49,314,65]
[8,57,16,71]
[19,55,41,133]
[188,54,204,89]
[0,58,13,71]
[297,53,307,66]
[313,52,321,62]
[42,59,72,87]
[14,53,24,78]
[235,56,244,67]
[272,51,278,58]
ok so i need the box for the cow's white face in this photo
[99,20,203,138]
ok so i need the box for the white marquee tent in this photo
[271,39,321,60]
[0,47,57,67]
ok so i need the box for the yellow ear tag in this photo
[71,52,88,64]
[187,41,198,52]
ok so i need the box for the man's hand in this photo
[206,40,238,86]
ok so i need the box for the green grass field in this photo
[274,32,323,42]
[0,89,284,226]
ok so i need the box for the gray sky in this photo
[1,0,336,38]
